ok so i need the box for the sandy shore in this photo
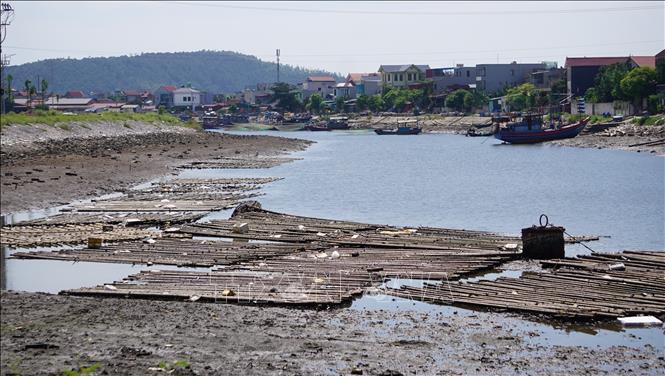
[2,292,663,375]
[0,121,311,215]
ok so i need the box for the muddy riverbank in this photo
[2,292,663,375]
[343,114,665,155]
[0,121,311,214]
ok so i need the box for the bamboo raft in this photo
[142,178,282,194]
[7,212,207,227]
[178,206,522,252]
[69,198,241,213]
[179,157,300,169]
[12,238,316,267]
[232,247,515,280]
[62,269,369,306]
[0,223,154,247]
[386,251,665,320]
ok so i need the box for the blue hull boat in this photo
[495,117,589,144]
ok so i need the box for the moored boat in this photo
[327,116,350,130]
[494,112,589,144]
[374,119,422,135]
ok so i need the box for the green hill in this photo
[4,50,341,94]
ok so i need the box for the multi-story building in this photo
[426,65,477,94]
[378,64,430,88]
[475,62,547,94]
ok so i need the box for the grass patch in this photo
[633,114,665,126]
[1,110,182,127]
[61,363,100,376]
[155,360,191,375]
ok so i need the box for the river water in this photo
[2,129,664,349]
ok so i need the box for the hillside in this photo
[4,50,341,94]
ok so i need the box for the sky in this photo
[2,1,664,75]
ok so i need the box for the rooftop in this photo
[565,56,629,68]
[307,76,336,82]
[379,64,430,73]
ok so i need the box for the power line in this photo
[163,1,662,16]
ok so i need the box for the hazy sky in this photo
[3,1,664,75]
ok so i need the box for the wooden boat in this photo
[494,113,589,144]
[374,120,422,135]
[327,116,350,130]
[304,124,331,131]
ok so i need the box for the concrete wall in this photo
[571,99,635,115]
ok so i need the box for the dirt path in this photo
[2,292,663,375]
[0,122,311,215]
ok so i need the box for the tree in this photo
[367,95,384,112]
[445,89,469,112]
[355,94,369,112]
[307,93,323,114]
[504,83,538,111]
[40,79,48,104]
[620,67,657,110]
[335,96,346,113]
[271,82,302,113]
[656,56,665,84]
[590,62,632,102]
[5,74,13,110]
[24,79,35,108]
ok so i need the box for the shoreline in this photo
[0,121,312,215]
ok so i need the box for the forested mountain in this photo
[4,50,340,94]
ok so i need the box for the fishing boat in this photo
[304,124,331,131]
[374,119,422,135]
[494,112,589,144]
[327,116,350,130]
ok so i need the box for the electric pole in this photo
[276,49,280,83]
[1,2,15,114]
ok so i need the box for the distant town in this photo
[2,49,664,119]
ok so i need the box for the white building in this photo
[173,87,201,108]
[302,76,337,99]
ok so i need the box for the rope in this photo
[540,213,598,254]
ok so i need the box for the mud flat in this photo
[2,292,663,375]
[0,121,312,214]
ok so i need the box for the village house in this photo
[173,87,201,109]
[43,97,95,112]
[333,82,356,99]
[302,76,337,99]
[475,62,547,94]
[153,85,177,108]
[64,90,86,99]
[565,51,661,98]
[123,90,153,104]
[378,64,430,88]
[427,65,477,94]
[342,73,382,97]
[530,67,566,91]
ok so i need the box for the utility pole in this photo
[276,49,280,83]
[1,2,15,114]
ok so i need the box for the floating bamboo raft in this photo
[12,238,315,267]
[179,157,300,169]
[232,247,515,280]
[386,251,665,319]
[69,198,240,213]
[7,212,207,227]
[62,269,369,306]
[179,207,522,253]
[0,223,154,247]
